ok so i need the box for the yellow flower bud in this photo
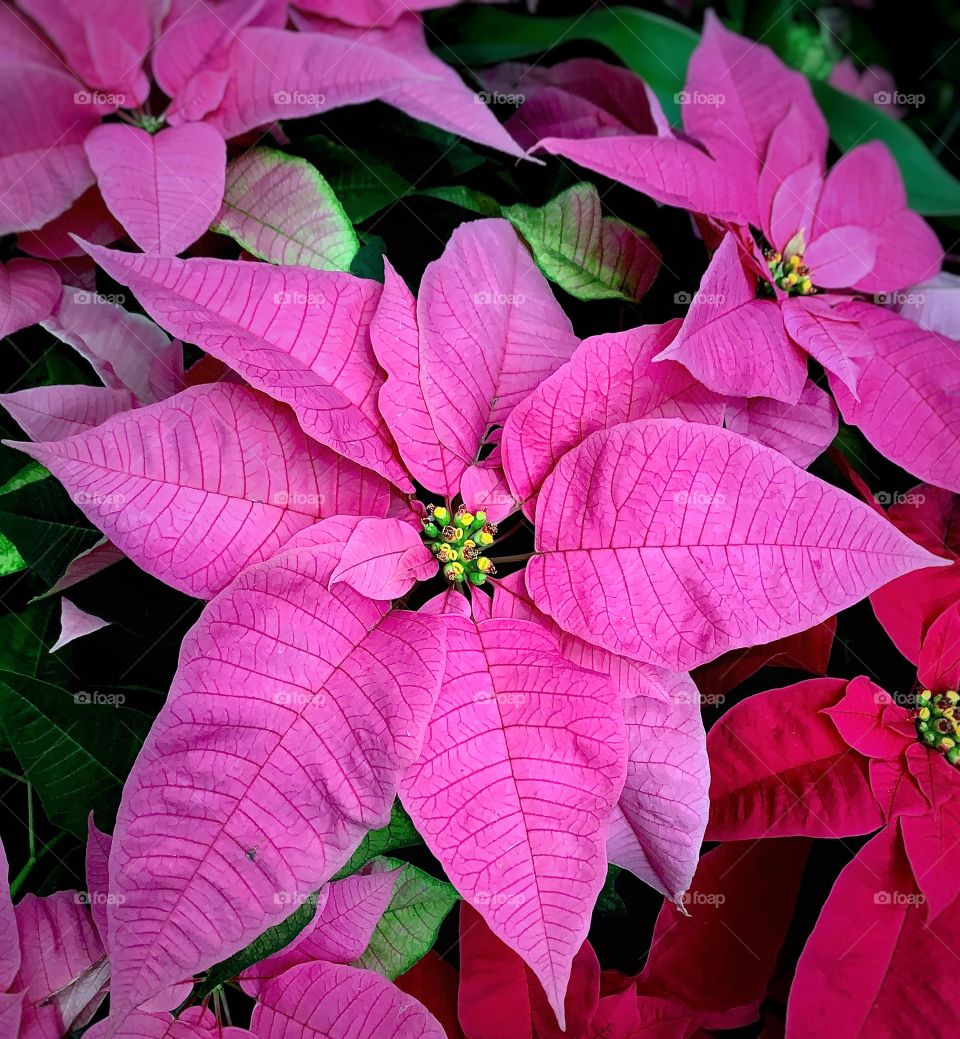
[477,531,494,546]
[460,512,475,526]
[433,506,449,524]
[477,557,492,572]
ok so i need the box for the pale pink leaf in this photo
[85,816,112,945]
[655,234,807,403]
[18,0,153,102]
[535,133,755,226]
[42,285,184,404]
[606,692,709,902]
[213,147,359,270]
[0,62,104,235]
[18,186,123,261]
[196,28,430,138]
[84,124,226,257]
[684,11,827,193]
[0,837,19,990]
[0,993,23,1038]
[724,381,838,468]
[826,301,960,492]
[527,419,947,670]
[460,454,518,525]
[399,615,626,1028]
[501,319,724,516]
[781,295,873,398]
[0,259,60,338]
[105,545,443,1015]
[152,0,266,100]
[13,891,108,1036]
[813,142,941,294]
[293,11,526,157]
[292,0,453,26]
[243,871,399,994]
[250,959,446,1038]
[80,243,412,488]
[372,220,577,497]
[5,384,398,598]
[330,518,437,600]
[482,57,666,149]
[42,539,125,598]
[894,271,960,339]
[50,598,110,653]
[0,385,135,442]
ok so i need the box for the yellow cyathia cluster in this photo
[914,689,960,766]
[765,249,815,296]
[422,504,498,585]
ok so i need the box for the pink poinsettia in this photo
[525,14,960,492]
[1,0,521,248]
[4,215,946,1032]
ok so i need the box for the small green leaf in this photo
[299,137,413,222]
[184,893,320,1006]
[354,857,458,980]
[212,147,359,271]
[0,672,151,835]
[0,477,101,587]
[417,186,502,217]
[335,800,422,880]
[504,183,660,301]
[594,865,627,918]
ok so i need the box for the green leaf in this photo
[334,800,422,880]
[416,186,502,217]
[354,858,458,980]
[0,672,151,835]
[504,183,660,301]
[594,865,627,918]
[299,136,413,222]
[440,6,960,215]
[0,599,74,686]
[0,477,101,587]
[212,147,359,271]
[0,535,24,576]
[184,893,320,1006]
